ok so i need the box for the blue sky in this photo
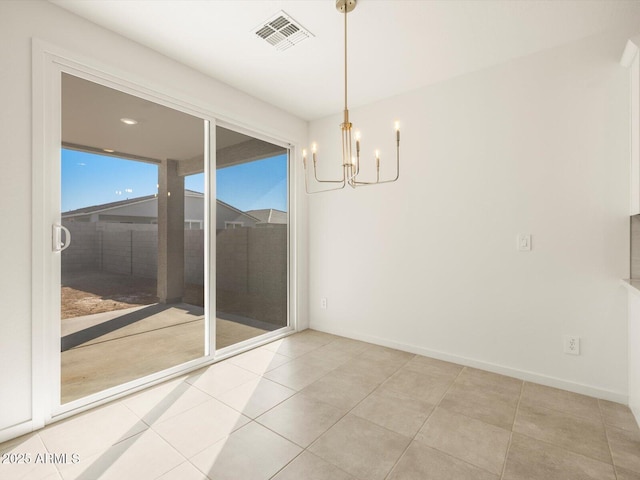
[61,149,287,212]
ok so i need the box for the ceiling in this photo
[62,73,283,165]
[51,0,640,121]
[62,72,204,161]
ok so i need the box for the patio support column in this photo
[157,159,184,303]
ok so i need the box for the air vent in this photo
[253,11,313,51]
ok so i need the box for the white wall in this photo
[0,0,307,439]
[308,29,632,401]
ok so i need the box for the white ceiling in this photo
[51,0,640,121]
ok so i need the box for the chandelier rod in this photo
[344,5,348,113]
[302,0,400,194]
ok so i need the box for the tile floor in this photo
[2,329,640,480]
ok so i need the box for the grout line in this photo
[200,338,359,444]
[400,440,504,479]
[382,364,466,480]
[266,449,306,479]
[498,392,619,478]
[51,385,189,480]
[260,335,367,479]
[508,431,620,473]
[41,432,67,480]
[504,384,619,472]
[499,379,524,480]
[250,357,388,446]
[46,329,625,479]
[264,348,419,475]
[599,399,620,480]
[302,357,416,478]
[146,429,192,479]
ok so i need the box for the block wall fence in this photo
[61,221,287,325]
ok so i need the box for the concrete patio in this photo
[61,304,273,403]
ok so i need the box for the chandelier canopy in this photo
[303,0,401,193]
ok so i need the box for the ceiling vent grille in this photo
[253,11,313,51]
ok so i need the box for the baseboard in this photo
[0,420,36,445]
[310,322,628,404]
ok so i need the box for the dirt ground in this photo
[61,271,204,319]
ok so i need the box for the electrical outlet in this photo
[320,297,328,309]
[563,335,580,355]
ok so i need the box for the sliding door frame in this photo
[32,39,297,428]
[212,120,295,360]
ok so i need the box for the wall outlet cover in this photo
[563,335,580,355]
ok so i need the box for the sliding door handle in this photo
[52,223,71,252]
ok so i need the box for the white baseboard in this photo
[310,322,628,404]
[0,420,36,445]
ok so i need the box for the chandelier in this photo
[303,0,400,193]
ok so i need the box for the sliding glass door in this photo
[215,126,289,350]
[59,73,207,403]
[45,66,292,415]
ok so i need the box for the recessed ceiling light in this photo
[120,118,138,125]
[103,148,115,153]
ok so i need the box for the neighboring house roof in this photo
[62,193,157,218]
[246,208,287,224]
[62,190,261,223]
[215,199,261,223]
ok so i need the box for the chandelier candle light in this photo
[303,0,401,193]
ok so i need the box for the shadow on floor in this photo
[61,303,202,352]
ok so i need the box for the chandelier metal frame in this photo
[303,0,400,193]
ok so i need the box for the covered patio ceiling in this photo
[61,73,286,169]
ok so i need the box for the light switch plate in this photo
[517,234,531,251]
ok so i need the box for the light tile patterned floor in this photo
[2,329,640,480]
